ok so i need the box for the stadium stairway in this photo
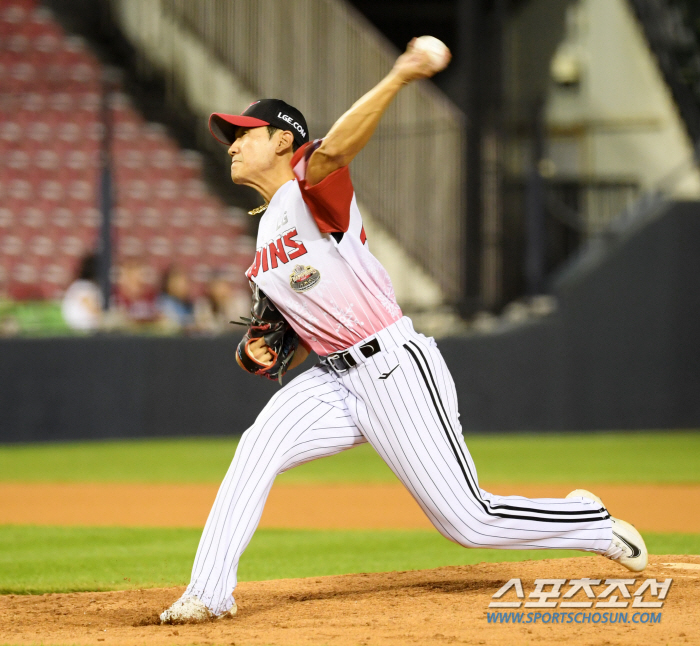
[0,0,253,301]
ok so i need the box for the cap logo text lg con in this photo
[278,113,306,137]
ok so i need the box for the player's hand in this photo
[391,38,451,84]
[248,337,274,366]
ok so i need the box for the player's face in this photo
[227,126,277,186]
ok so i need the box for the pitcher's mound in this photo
[1,555,697,646]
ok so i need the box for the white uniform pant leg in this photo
[184,365,364,615]
[340,326,613,553]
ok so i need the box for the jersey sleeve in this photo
[291,139,354,234]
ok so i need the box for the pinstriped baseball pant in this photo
[184,317,613,615]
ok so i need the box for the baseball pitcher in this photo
[161,38,647,624]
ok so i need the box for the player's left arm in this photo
[305,38,450,187]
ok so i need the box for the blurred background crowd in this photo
[56,253,250,335]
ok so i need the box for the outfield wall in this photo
[2,202,699,441]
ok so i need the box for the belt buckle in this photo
[326,352,348,374]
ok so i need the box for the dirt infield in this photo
[1,482,698,531]
[0,555,697,646]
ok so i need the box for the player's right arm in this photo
[305,39,450,187]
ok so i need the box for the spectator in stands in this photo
[158,265,195,332]
[113,257,160,328]
[61,253,102,331]
[195,272,250,334]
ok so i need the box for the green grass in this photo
[0,432,698,484]
[0,525,697,595]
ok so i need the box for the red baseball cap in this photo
[209,99,309,148]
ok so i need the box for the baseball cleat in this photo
[566,489,648,572]
[159,596,237,624]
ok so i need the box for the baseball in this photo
[413,35,450,73]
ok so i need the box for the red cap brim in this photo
[209,113,270,145]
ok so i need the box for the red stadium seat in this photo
[18,204,44,229]
[195,205,222,229]
[24,119,51,142]
[175,234,202,259]
[76,90,100,114]
[17,90,44,114]
[54,120,82,145]
[149,148,177,172]
[37,178,65,203]
[138,206,162,230]
[8,260,43,300]
[78,206,100,230]
[145,234,174,260]
[1,6,31,40]
[33,31,61,57]
[0,120,22,144]
[33,148,60,173]
[122,178,150,203]
[5,177,33,200]
[205,234,231,259]
[113,206,134,230]
[27,232,54,258]
[178,150,204,176]
[116,234,143,258]
[0,231,27,258]
[47,205,74,231]
[190,262,213,286]
[113,120,140,144]
[4,32,29,54]
[65,178,94,203]
[152,178,179,202]
[0,206,14,229]
[57,233,89,258]
[115,147,145,170]
[62,148,99,182]
[167,207,192,231]
[40,258,73,299]
[4,147,30,171]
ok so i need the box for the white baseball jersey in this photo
[245,140,402,356]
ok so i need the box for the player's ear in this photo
[276,130,295,155]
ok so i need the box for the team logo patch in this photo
[289,264,321,293]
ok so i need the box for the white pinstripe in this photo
[183,317,613,615]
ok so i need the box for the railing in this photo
[103,0,466,303]
[500,178,641,303]
[629,0,700,143]
[551,148,700,291]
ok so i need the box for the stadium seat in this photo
[8,261,43,300]
[0,1,248,303]
[78,206,100,230]
[39,258,74,299]
[47,205,74,231]
[0,231,27,258]
[117,234,143,258]
[27,232,54,258]
[18,204,44,228]
[168,207,192,231]
[0,206,14,229]
[57,233,90,258]
[146,234,174,260]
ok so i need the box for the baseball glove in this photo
[232,283,299,384]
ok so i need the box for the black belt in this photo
[319,338,382,374]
